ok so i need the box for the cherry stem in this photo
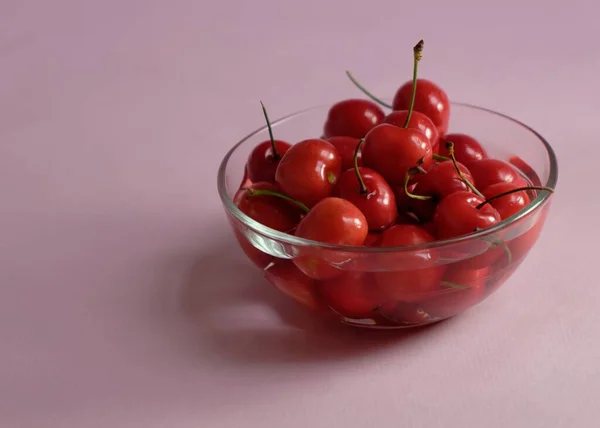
[433,153,450,162]
[260,101,279,160]
[353,138,368,194]
[440,281,470,290]
[345,71,393,109]
[403,167,432,201]
[403,40,424,128]
[445,141,485,198]
[476,186,555,210]
[242,188,310,213]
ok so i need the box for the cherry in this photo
[335,139,397,231]
[437,133,487,166]
[319,272,381,319]
[392,78,450,136]
[323,99,385,139]
[362,124,432,186]
[373,224,444,302]
[264,260,321,310]
[467,158,529,191]
[383,110,440,152]
[245,102,292,183]
[421,265,489,319]
[326,136,362,171]
[406,159,475,222]
[294,197,368,279]
[275,138,342,208]
[434,191,501,239]
[509,156,542,186]
[233,182,307,268]
[364,232,383,247]
[481,182,531,219]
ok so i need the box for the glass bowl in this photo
[217,102,558,328]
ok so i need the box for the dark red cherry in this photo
[438,133,487,166]
[392,79,450,136]
[361,124,433,186]
[481,182,531,219]
[383,110,439,152]
[374,224,444,302]
[467,159,528,190]
[246,140,291,182]
[323,99,385,139]
[275,138,342,208]
[319,272,382,319]
[408,160,475,222]
[294,197,368,279]
[326,136,362,171]
[434,191,501,239]
[264,260,321,310]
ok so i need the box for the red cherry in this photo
[374,224,444,302]
[264,260,321,310]
[335,139,397,231]
[434,191,501,239]
[482,182,531,219]
[275,138,342,208]
[246,140,291,183]
[467,159,528,190]
[323,99,385,139]
[438,133,487,166]
[294,197,368,279]
[509,156,542,186]
[408,160,475,222]
[233,182,305,268]
[364,232,383,247]
[326,136,362,171]
[383,110,439,151]
[361,124,433,186]
[392,78,450,135]
[319,272,381,318]
[421,265,489,319]
[245,102,292,183]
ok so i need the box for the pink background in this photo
[0,0,595,426]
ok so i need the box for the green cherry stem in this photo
[345,71,393,109]
[242,188,310,213]
[403,39,424,128]
[475,186,555,210]
[260,101,280,160]
[403,166,432,201]
[445,141,485,198]
[353,138,368,194]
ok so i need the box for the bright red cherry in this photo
[323,99,385,139]
[438,133,487,166]
[264,260,321,310]
[509,156,541,186]
[275,138,342,208]
[362,124,433,186]
[233,182,306,268]
[294,197,368,279]
[245,102,292,183]
[392,78,450,136]
[326,136,362,171]
[383,110,439,151]
[335,139,397,231]
[467,159,528,190]
[481,182,531,219]
[319,272,381,319]
[407,160,475,222]
[434,191,501,239]
[374,224,444,302]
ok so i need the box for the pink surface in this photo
[0,1,596,426]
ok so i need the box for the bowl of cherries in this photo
[217,40,558,328]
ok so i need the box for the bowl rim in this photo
[217,101,558,253]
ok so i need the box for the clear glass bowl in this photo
[217,102,558,328]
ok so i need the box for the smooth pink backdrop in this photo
[1,0,596,426]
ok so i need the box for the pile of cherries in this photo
[232,40,553,325]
